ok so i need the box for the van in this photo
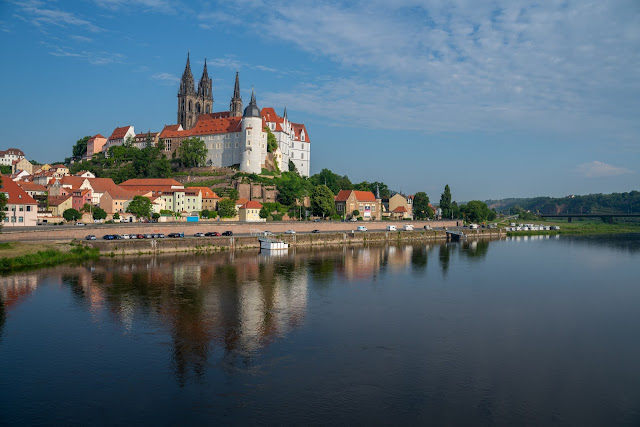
[469,224,478,229]
[403,224,414,231]
[356,226,367,232]
[386,225,397,231]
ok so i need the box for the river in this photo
[1,234,639,425]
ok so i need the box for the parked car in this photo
[158,233,165,238]
[205,231,220,237]
[76,222,85,226]
[121,234,130,239]
[356,226,368,231]
[285,230,296,234]
[144,234,153,239]
[103,234,115,240]
[114,235,124,240]
[85,235,96,240]
[222,231,233,236]
[129,234,137,239]
[168,232,184,238]
[194,232,205,237]
[136,234,145,239]
[311,229,320,233]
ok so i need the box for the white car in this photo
[285,230,296,234]
[356,226,368,232]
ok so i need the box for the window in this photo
[19,206,23,211]
[248,130,252,136]
[18,216,23,223]
[235,142,239,148]
[11,216,16,222]
[301,153,304,159]
[217,143,221,149]
[372,205,376,212]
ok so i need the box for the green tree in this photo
[264,126,278,153]
[218,198,237,218]
[460,200,494,223]
[413,192,433,220]
[259,206,269,219]
[177,137,207,168]
[72,136,91,158]
[126,195,153,219]
[0,166,11,175]
[276,171,308,206]
[311,185,335,218]
[201,209,210,218]
[145,132,153,149]
[440,185,452,219]
[81,203,93,214]
[152,212,160,220]
[113,212,120,220]
[63,208,82,222]
[92,206,107,221]
[352,209,360,218]
[310,168,354,195]
[288,159,298,174]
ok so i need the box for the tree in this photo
[63,208,82,222]
[352,209,360,218]
[0,166,11,175]
[113,212,120,220]
[218,198,237,218]
[413,192,433,220]
[460,200,494,223]
[310,168,354,195]
[288,159,298,174]
[201,209,210,218]
[92,207,107,221]
[264,126,278,153]
[311,185,335,217]
[81,203,93,214]
[276,171,308,206]
[72,136,91,158]
[440,185,452,219]
[145,132,154,149]
[126,195,153,219]
[259,206,269,219]
[152,212,160,220]
[177,137,207,168]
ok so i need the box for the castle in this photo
[160,54,311,176]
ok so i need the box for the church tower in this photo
[230,72,243,117]
[177,53,213,130]
[197,58,213,116]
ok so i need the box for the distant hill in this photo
[484,191,640,215]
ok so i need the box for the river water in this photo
[1,234,639,425]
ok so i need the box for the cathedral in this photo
[162,54,311,176]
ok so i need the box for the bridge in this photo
[539,213,640,222]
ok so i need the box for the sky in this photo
[0,0,639,201]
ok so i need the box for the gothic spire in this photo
[230,71,243,117]
[283,106,288,120]
[197,57,212,101]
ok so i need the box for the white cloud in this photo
[212,0,640,139]
[576,161,634,178]
[12,0,103,32]
[92,0,179,14]
[152,72,180,85]
[48,46,124,65]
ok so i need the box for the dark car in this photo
[168,232,184,238]
[85,235,96,240]
[205,231,220,237]
[222,231,233,236]
[311,229,320,233]
[102,234,115,240]
[114,235,123,240]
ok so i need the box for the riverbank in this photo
[504,221,640,236]
[0,243,99,272]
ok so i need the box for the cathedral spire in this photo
[197,57,213,104]
[179,51,195,95]
[230,71,243,117]
[283,106,288,120]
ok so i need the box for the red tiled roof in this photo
[90,134,106,140]
[335,190,377,202]
[48,195,72,206]
[189,186,219,199]
[291,122,310,143]
[235,197,249,206]
[86,178,118,193]
[17,182,46,192]
[134,132,158,138]
[0,176,37,204]
[120,179,184,188]
[189,116,242,136]
[392,206,408,213]
[59,176,86,189]
[240,200,263,209]
[109,126,132,140]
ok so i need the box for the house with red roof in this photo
[104,126,135,154]
[388,193,413,220]
[189,186,220,211]
[133,131,159,150]
[334,190,381,221]
[0,148,25,167]
[0,175,38,226]
[85,135,107,160]
[72,189,92,212]
[238,200,264,222]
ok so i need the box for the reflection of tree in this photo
[438,244,453,277]
[460,240,490,260]
[308,258,336,285]
[410,245,428,272]
[0,292,5,343]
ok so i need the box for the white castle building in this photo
[160,55,311,176]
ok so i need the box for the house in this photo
[0,148,25,167]
[189,186,220,212]
[133,131,159,149]
[11,170,31,182]
[48,195,73,217]
[50,164,70,177]
[75,171,96,178]
[334,190,381,221]
[85,135,107,160]
[0,175,38,226]
[99,187,148,215]
[104,125,135,153]
[72,189,92,212]
[12,158,33,175]
[238,200,264,222]
[388,193,413,219]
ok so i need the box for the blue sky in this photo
[1,0,638,201]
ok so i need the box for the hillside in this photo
[485,191,640,215]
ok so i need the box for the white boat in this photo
[258,237,289,250]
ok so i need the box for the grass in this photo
[502,218,640,236]
[0,243,100,272]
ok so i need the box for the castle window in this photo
[235,142,239,148]
[216,143,221,149]
[301,153,304,159]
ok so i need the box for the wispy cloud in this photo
[70,35,93,43]
[210,0,640,139]
[152,72,180,85]
[48,46,125,65]
[12,0,103,32]
[206,57,243,71]
[576,161,634,178]
[92,0,179,14]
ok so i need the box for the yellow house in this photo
[388,193,413,219]
[12,158,33,175]
[48,195,73,217]
[238,200,264,222]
